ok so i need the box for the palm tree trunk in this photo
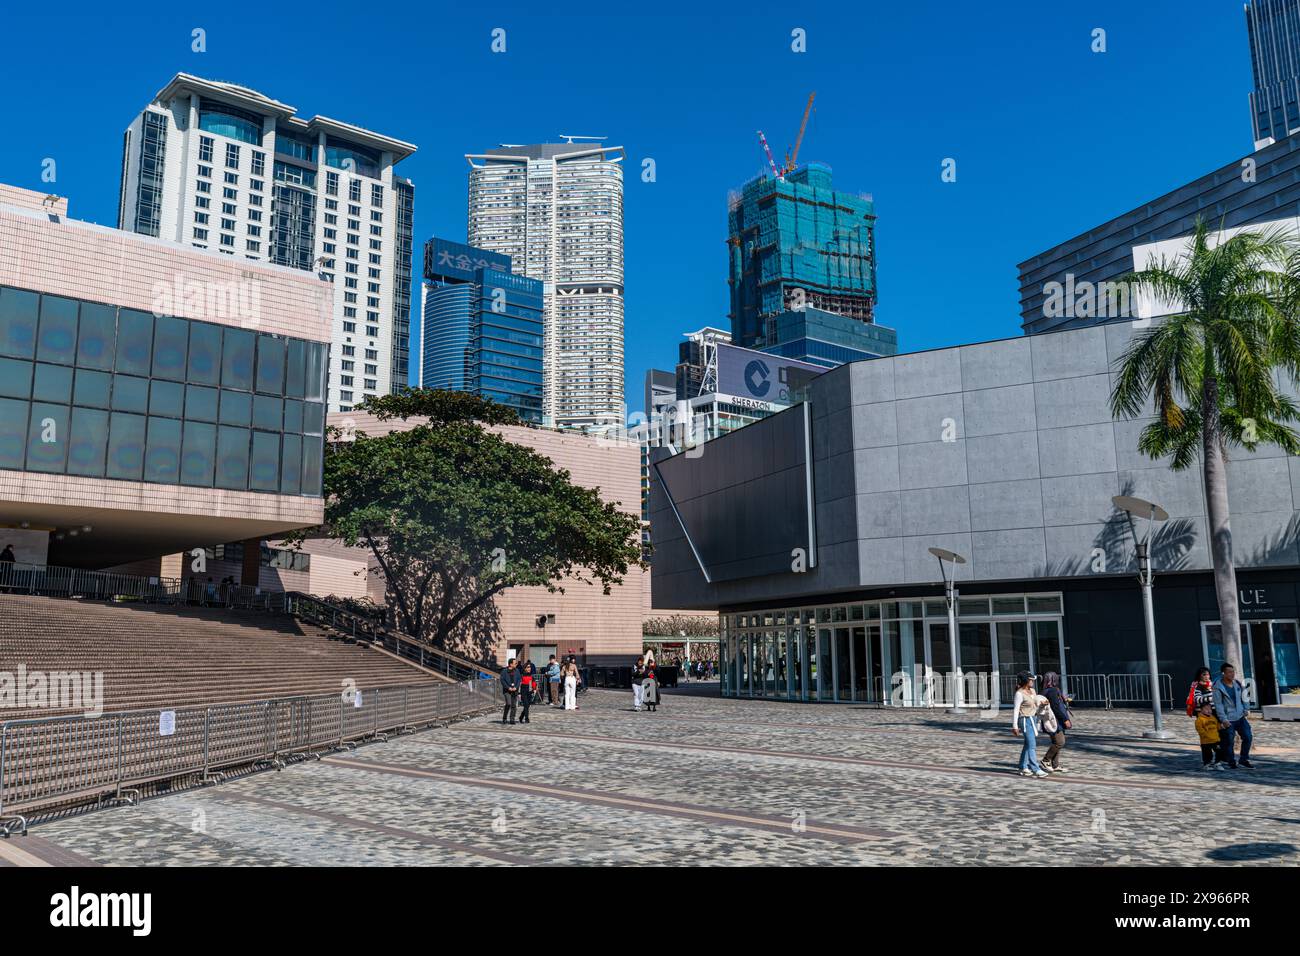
[1202,374,1243,676]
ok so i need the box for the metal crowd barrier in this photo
[0,561,290,612]
[0,680,502,835]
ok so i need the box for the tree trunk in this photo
[1202,374,1243,677]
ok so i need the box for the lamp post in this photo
[928,546,967,713]
[1112,494,1175,740]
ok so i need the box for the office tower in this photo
[465,139,625,431]
[1247,0,1300,148]
[419,238,544,424]
[118,73,417,412]
[727,163,895,366]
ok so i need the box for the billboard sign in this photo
[716,344,823,407]
[424,238,511,283]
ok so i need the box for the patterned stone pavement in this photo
[16,687,1300,866]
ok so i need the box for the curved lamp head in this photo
[1112,495,1169,522]
[927,546,967,565]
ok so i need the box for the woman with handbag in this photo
[1011,672,1049,778]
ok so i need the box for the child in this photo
[1195,701,1225,771]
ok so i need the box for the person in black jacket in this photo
[1040,672,1072,773]
[632,656,646,712]
[500,659,521,725]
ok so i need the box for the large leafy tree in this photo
[1111,222,1300,676]
[299,388,643,654]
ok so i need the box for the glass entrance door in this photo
[996,621,1031,704]
[1203,623,1256,705]
[1273,622,1300,698]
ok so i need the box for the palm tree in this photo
[1110,220,1300,677]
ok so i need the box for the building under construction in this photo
[727,162,895,365]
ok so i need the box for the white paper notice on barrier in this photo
[159,711,176,736]
[353,692,363,709]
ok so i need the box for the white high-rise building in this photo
[465,139,624,431]
[118,74,417,412]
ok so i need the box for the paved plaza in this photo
[9,687,1300,866]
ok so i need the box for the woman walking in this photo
[1011,672,1048,778]
[643,662,660,712]
[632,656,646,712]
[1039,672,1072,773]
[518,661,537,724]
[563,659,578,711]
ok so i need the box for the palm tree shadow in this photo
[1040,478,1198,577]
[1206,842,1299,862]
[1240,512,1300,566]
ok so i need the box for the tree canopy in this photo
[297,388,643,654]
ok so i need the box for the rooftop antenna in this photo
[559,134,608,143]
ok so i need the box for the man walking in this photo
[545,655,561,706]
[500,657,521,725]
[1213,663,1255,769]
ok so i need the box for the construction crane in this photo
[782,91,816,176]
[756,129,782,180]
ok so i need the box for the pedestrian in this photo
[632,655,646,711]
[204,577,218,606]
[563,659,578,711]
[544,655,561,706]
[0,544,15,563]
[643,662,659,712]
[1213,663,1255,769]
[500,657,521,725]
[518,661,537,724]
[1195,700,1226,771]
[1186,667,1216,718]
[1039,672,1072,773]
[1011,672,1048,778]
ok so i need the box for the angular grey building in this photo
[650,323,1300,708]
[1248,0,1300,148]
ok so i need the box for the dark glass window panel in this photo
[76,302,117,370]
[280,434,302,494]
[144,416,181,483]
[0,358,32,399]
[0,287,39,359]
[67,407,109,477]
[249,431,280,491]
[115,310,153,375]
[221,328,255,390]
[152,315,189,381]
[149,380,184,418]
[0,397,29,468]
[187,322,222,385]
[285,339,306,397]
[215,425,250,490]
[36,295,78,365]
[283,399,304,433]
[32,363,73,404]
[73,369,112,409]
[304,342,326,401]
[111,375,149,413]
[252,395,282,432]
[301,436,323,495]
[219,389,251,426]
[255,335,285,395]
[302,401,324,436]
[180,420,216,487]
[26,402,69,473]
[105,412,146,480]
[185,385,218,422]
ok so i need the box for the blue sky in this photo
[0,1,1255,412]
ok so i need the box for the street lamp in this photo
[928,546,967,713]
[1112,494,1174,740]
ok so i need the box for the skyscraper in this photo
[1247,0,1300,148]
[727,163,895,366]
[465,139,624,432]
[418,238,544,424]
[118,74,417,412]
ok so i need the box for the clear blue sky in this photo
[0,1,1255,413]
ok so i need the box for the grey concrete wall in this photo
[650,321,1300,610]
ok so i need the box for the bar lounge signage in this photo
[1239,588,1273,616]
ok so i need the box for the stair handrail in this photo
[283,591,499,682]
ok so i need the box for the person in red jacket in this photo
[518,661,538,724]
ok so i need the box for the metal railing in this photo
[284,592,498,683]
[0,561,287,612]
[0,680,501,835]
